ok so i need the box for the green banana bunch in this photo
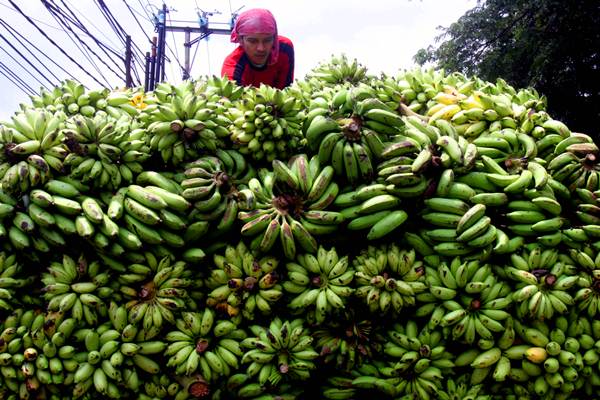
[546,132,600,192]
[353,244,426,313]
[418,257,512,345]
[141,373,181,399]
[304,85,404,186]
[571,187,600,238]
[241,318,318,386]
[7,180,116,255]
[62,113,149,190]
[206,241,282,320]
[29,79,111,117]
[228,84,305,162]
[0,108,67,193]
[369,72,417,112]
[436,374,485,400]
[313,313,382,373]
[510,316,587,398]
[200,75,244,101]
[182,150,255,238]
[305,54,368,87]
[164,308,244,381]
[494,187,564,246]
[70,320,166,398]
[381,320,454,398]
[110,183,193,253]
[30,79,113,117]
[237,154,344,259]
[397,67,449,116]
[283,246,354,324]
[565,246,600,318]
[322,373,382,399]
[118,254,194,339]
[324,360,404,398]
[0,308,52,396]
[501,245,577,321]
[224,372,303,399]
[334,183,407,240]
[0,252,37,313]
[419,194,503,257]
[145,80,227,165]
[41,254,113,326]
[0,187,17,248]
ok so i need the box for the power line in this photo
[42,0,123,86]
[62,0,123,51]
[57,0,126,60]
[122,0,152,44]
[42,0,114,87]
[55,0,143,86]
[94,0,146,85]
[7,0,106,87]
[0,60,36,96]
[0,18,66,83]
[0,31,55,89]
[0,0,62,32]
[166,10,185,76]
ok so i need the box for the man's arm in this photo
[277,37,295,88]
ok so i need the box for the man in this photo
[221,9,294,89]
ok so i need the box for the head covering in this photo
[230,8,279,65]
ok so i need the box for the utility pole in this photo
[154,4,167,86]
[144,51,150,91]
[125,35,132,88]
[145,4,235,86]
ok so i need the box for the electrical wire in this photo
[0,43,52,90]
[62,0,123,50]
[0,0,62,32]
[121,0,152,44]
[98,0,148,77]
[166,10,185,78]
[7,0,106,87]
[0,60,36,95]
[92,0,146,85]
[46,0,126,74]
[42,0,114,87]
[57,0,125,59]
[0,18,66,83]
[0,26,58,88]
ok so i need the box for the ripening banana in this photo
[206,241,283,320]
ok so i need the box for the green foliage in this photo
[415,0,600,138]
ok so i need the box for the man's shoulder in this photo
[277,36,294,47]
[224,46,245,63]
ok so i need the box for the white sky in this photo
[0,0,476,119]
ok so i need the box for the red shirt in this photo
[221,36,294,89]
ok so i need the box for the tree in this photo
[415,0,600,138]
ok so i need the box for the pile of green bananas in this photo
[352,244,426,314]
[29,79,111,117]
[303,84,405,186]
[181,149,255,239]
[206,241,282,319]
[227,84,305,162]
[304,54,368,88]
[237,154,344,259]
[62,113,149,190]
[283,246,354,324]
[3,54,600,399]
[0,108,67,193]
[144,81,230,165]
[41,254,113,326]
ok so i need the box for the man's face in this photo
[241,33,275,66]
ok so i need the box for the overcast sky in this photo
[0,0,476,119]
